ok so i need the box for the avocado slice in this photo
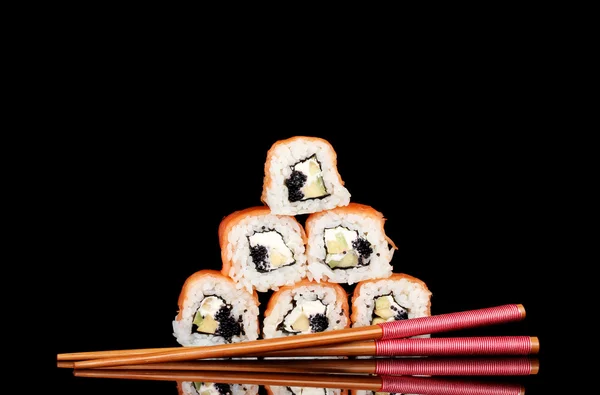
[193,382,214,395]
[308,159,320,176]
[193,312,218,334]
[270,250,290,268]
[303,176,327,198]
[327,232,349,254]
[291,314,310,332]
[328,252,358,269]
[374,296,396,320]
[375,296,391,310]
[371,317,387,325]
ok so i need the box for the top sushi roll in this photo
[261,136,351,215]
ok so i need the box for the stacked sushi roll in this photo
[172,270,260,346]
[218,206,308,293]
[173,136,432,346]
[262,279,350,339]
[305,203,397,285]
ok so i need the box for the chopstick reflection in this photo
[60,357,539,376]
[73,370,527,395]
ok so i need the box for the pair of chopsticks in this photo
[73,369,528,395]
[62,304,536,369]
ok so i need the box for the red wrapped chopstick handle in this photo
[375,336,538,356]
[380,375,524,395]
[375,356,537,376]
[378,304,525,339]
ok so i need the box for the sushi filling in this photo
[371,294,409,325]
[279,299,330,334]
[193,382,232,395]
[285,155,329,202]
[324,226,373,269]
[191,296,242,342]
[248,230,295,272]
[286,387,327,395]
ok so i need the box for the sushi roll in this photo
[266,386,347,395]
[262,279,350,339]
[177,381,258,395]
[305,203,397,285]
[219,206,308,293]
[261,136,351,215]
[350,273,432,327]
[172,270,260,346]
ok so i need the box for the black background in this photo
[54,128,555,394]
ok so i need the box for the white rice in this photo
[306,210,394,285]
[262,284,348,339]
[351,277,431,327]
[179,382,258,395]
[262,137,351,215]
[172,276,260,346]
[224,213,307,293]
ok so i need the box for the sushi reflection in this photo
[265,385,346,395]
[177,381,258,395]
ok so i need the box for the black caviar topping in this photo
[285,170,307,202]
[214,383,232,395]
[214,305,241,342]
[392,304,409,320]
[353,238,373,266]
[309,313,329,332]
[353,238,373,258]
[249,244,269,272]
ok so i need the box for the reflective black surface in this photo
[55,132,553,394]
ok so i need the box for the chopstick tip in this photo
[530,358,540,375]
[530,336,540,354]
[516,304,526,319]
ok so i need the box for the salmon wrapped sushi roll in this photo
[305,203,397,285]
[172,270,260,346]
[219,206,308,293]
[350,273,431,328]
[262,279,350,339]
[261,136,351,215]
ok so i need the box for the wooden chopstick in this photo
[73,369,526,394]
[73,304,526,369]
[58,336,539,361]
[60,357,540,376]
